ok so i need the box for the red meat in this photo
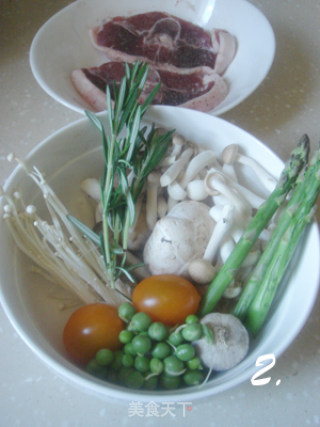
[89,12,236,75]
[71,61,229,113]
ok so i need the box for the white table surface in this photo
[1,1,320,426]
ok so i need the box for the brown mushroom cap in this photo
[221,144,239,165]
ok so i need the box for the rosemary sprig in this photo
[69,61,174,288]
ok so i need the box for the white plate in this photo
[30,0,275,116]
[0,106,319,402]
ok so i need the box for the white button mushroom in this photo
[143,216,198,275]
[143,201,215,276]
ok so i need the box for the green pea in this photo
[181,323,203,341]
[131,334,152,355]
[134,355,150,373]
[151,342,172,359]
[150,358,163,375]
[168,330,184,346]
[185,314,199,324]
[118,366,134,384]
[123,342,137,356]
[118,302,136,322]
[95,348,114,366]
[110,350,123,371]
[160,373,181,390]
[143,375,158,390]
[148,322,169,341]
[183,370,205,386]
[128,312,152,332]
[175,343,196,362]
[187,357,203,370]
[125,370,145,389]
[163,355,185,376]
[122,353,134,368]
[119,330,134,344]
[86,359,106,377]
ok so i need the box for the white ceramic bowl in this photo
[0,106,319,402]
[30,0,275,116]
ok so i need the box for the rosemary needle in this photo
[69,61,174,288]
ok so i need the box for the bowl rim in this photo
[0,106,319,402]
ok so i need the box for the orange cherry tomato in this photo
[63,303,124,366]
[132,274,200,326]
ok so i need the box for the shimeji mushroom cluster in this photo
[81,133,278,298]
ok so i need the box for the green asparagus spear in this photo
[233,138,319,320]
[245,143,320,334]
[198,135,310,317]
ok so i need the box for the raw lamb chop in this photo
[71,61,228,112]
[89,11,237,75]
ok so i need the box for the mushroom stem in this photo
[160,147,193,187]
[203,165,265,209]
[219,236,235,264]
[130,195,143,232]
[95,201,102,223]
[242,249,261,268]
[159,133,185,166]
[167,195,178,211]
[167,181,187,201]
[222,144,277,193]
[179,150,221,188]
[203,204,235,263]
[209,204,223,222]
[233,181,266,209]
[223,284,242,299]
[222,162,238,182]
[80,178,101,201]
[146,172,160,230]
[212,194,231,207]
[204,171,251,218]
[157,195,167,218]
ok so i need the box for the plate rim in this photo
[29,0,276,116]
